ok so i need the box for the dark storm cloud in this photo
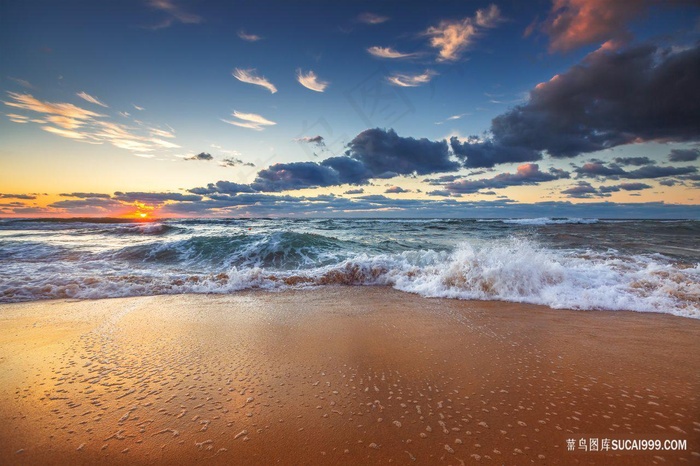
[195,129,459,194]
[426,190,452,197]
[613,156,655,166]
[188,181,257,195]
[446,163,569,194]
[343,188,365,195]
[0,193,37,200]
[220,157,255,167]
[113,191,202,203]
[561,181,599,198]
[321,157,372,184]
[450,136,540,169]
[458,43,700,165]
[48,198,126,211]
[385,186,410,194]
[575,161,697,179]
[668,148,700,162]
[154,192,699,220]
[563,181,652,198]
[295,135,325,146]
[59,192,112,199]
[599,182,653,192]
[345,128,458,176]
[185,152,213,161]
[251,162,342,192]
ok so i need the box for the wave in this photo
[109,231,366,269]
[497,217,599,225]
[1,237,697,319]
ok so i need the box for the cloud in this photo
[189,181,257,195]
[232,68,277,94]
[41,126,87,139]
[113,191,202,205]
[147,0,202,29]
[190,129,458,194]
[367,46,416,59]
[450,136,540,168]
[425,4,501,62]
[296,70,329,92]
[387,70,436,87]
[601,182,652,192]
[60,192,111,199]
[8,77,33,89]
[295,135,325,147]
[76,91,109,108]
[385,186,410,194]
[4,92,103,121]
[0,193,37,200]
[252,162,343,192]
[562,180,652,198]
[185,152,213,161]
[668,148,700,162]
[132,104,145,111]
[560,181,599,198]
[346,128,458,176]
[574,161,697,179]
[48,198,129,213]
[613,156,655,166]
[357,12,389,25]
[460,43,700,164]
[238,30,262,42]
[219,157,255,168]
[221,110,276,131]
[541,0,648,53]
[343,188,365,195]
[446,163,570,194]
[3,92,182,156]
[427,190,452,197]
[435,113,469,125]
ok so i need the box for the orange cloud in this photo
[543,0,646,53]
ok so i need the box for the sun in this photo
[139,212,148,218]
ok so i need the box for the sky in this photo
[0,0,699,218]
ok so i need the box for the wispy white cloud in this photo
[435,113,470,125]
[3,92,104,121]
[8,77,33,89]
[6,113,29,123]
[238,30,262,42]
[132,104,145,111]
[296,70,329,93]
[221,110,276,131]
[147,0,202,29]
[3,91,181,155]
[357,12,389,25]
[77,91,109,108]
[150,127,175,138]
[425,4,501,62]
[41,126,87,140]
[367,46,416,59]
[387,70,436,87]
[232,68,278,94]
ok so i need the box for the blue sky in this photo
[1,0,699,218]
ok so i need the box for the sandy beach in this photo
[0,287,698,465]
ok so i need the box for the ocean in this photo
[1,217,698,318]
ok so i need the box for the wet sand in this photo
[0,287,698,465]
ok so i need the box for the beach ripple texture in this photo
[1,218,698,318]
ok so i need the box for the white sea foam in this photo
[499,217,599,225]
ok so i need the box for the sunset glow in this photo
[1,1,698,219]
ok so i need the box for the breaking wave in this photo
[1,231,697,319]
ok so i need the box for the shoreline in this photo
[1,287,698,464]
